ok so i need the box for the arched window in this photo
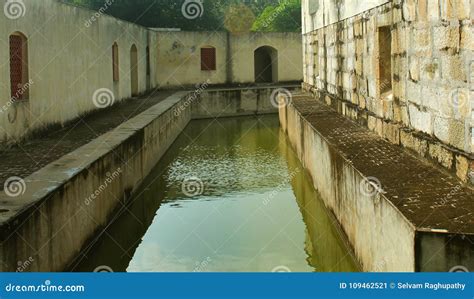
[112,42,119,82]
[130,44,139,96]
[201,46,216,71]
[9,32,29,100]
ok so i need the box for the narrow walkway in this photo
[291,95,473,234]
[0,90,174,190]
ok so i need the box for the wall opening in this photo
[146,46,151,89]
[112,42,119,82]
[313,39,319,83]
[377,26,392,98]
[254,46,278,83]
[130,44,138,96]
[9,32,29,100]
[201,46,216,71]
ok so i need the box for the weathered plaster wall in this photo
[280,99,416,272]
[0,0,154,144]
[302,0,390,33]
[192,85,301,119]
[302,0,474,183]
[155,31,229,87]
[156,31,303,88]
[0,1,303,145]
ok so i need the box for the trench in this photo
[71,115,359,272]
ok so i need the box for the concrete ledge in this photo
[302,83,474,185]
[280,94,474,272]
[0,91,191,272]
[192,85,301,119]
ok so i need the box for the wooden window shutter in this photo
[112,44,119,82]
[201,47,216,71]
[10,35,24,99]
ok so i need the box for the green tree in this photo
[251,0,301,32]
[62,0,298,32]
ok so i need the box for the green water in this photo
[72,116,359,272]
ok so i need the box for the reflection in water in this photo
[71,116,359,272]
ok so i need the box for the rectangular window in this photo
[201,47,216,71]
[377,26,392,95]
[112,44,119,82]
[10,35,24,99]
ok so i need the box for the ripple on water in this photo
[165,144,295,200]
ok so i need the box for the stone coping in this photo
[290,94,474,235]
[0,92,188,232]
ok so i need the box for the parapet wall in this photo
[280,95,474,272]
[302,0,474,183]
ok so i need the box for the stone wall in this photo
[155,31,303,88]
[0,1,303,144]
[0,0,154,144]
[302,0,474,183]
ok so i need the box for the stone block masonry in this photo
[280,95,473,272]
[302,0,474,184]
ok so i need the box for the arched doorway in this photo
[254,46,278,83]
[9,32,29,100]
[130,44,138,96]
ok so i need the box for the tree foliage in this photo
[62,0,301,32]
[251,0,301,32]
